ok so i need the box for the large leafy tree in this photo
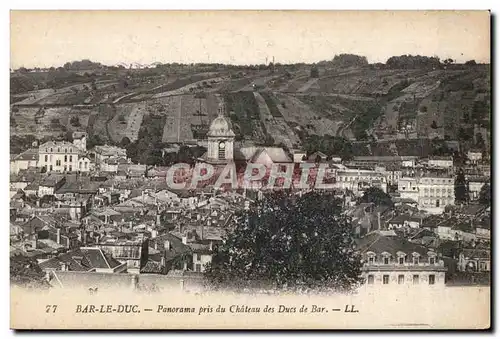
[478,183,491,205]
[10,255,50,289]
[204,191,363,292]
[359,187,394,207]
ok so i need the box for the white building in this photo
[78,156,92,172]
[468,177,488,201]
[357,231,447,288]
[335,169,387,196]
[38,141,81,173]
[427,156,454,169]
[418,173,455,214]
[10,148,38,174]
[467,150,483,165]
[72,131,87,151]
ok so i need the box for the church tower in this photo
[206,100,235,163]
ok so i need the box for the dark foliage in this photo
[454,169,469,204]
[359,187,394,207]
[478,183,490,205]
[10,255,50,289]
[204,191,363,292]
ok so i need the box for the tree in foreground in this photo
[10,255,50,289]
[204,191,363,293]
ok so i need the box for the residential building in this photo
[38,175,66,197]
[427,156,454,169]
[94,145,127,166]
[38,141,81,173]
[467,149,483,164]
[10,148,38,174]
[417,172,455,214]
[468,177,488,201]
[334,169,387,196]
[39,247,127,273]
[72,131,87,152]
[357,230,447,287]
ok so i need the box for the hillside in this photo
[10,61,491,157]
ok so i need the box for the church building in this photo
[199,102,292,167]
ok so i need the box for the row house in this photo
[357,230,447,287]
[334,169,388,196]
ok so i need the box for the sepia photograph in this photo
[9,9,491,330]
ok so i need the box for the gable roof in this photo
[356,231,435,258]
[39,247,123,271]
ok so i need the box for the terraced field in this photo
[108,102,146,143]
[255,92,301,148]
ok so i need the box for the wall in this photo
[192,253,212,272]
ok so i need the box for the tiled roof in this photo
[356,231,435,258]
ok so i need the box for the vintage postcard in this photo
[9,10,491,330]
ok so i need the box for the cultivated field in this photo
[108,102,147,143]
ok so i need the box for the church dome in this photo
[207,115,235,137]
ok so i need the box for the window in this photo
[69,165,72,172]
[64,148,67,153]
[70,155,73,162]
[398,275,404,284]
[195,264,201,272]
[479,262,487,271]
[64,166,67,172]
[399,257,404,265]
[413,256,419,265]
[84,162,88,169]
[70,148,72,152]
[79,162,82,169]
[64,155,67,162]
[428,275,435,285]
[44,155,48,162]
[56,160,61,166]
[196,254,201,261]
[367,275,374,284]
[368,256,375,264]
[383,275,389,285]
[49,165,53,171]
[57,148,60,152]
[50,148,53,152]
[413,275,419,284]
[383,257,389,265]
[429,257,435,265]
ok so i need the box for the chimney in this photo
[156,214,161,226]
[164,240,170,251]
[377,212,381,230]
[180,279,185,290]
[56,228,61,244]
[31,234,38,250]
[60,263,67,271]
[151,229,157,239]
[161,255,166,267]
[209,241,213,251]
[129,221,133,229]
[182,236,187,245]
[200,225,204,240]
[131,275,139,291]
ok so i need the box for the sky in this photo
[10,10,491,69]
